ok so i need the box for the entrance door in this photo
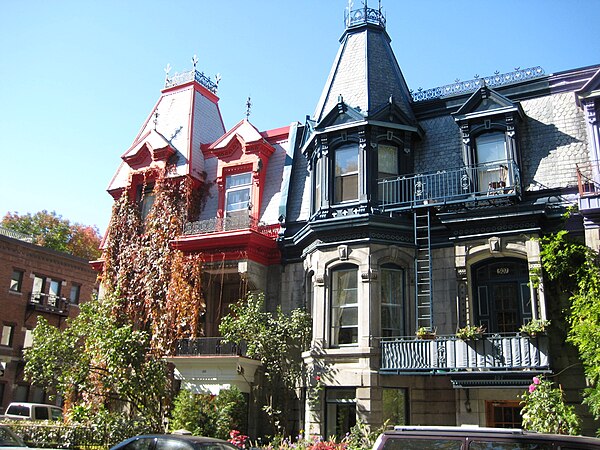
[473,259,531,333]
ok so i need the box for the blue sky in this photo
[1,0,599,234]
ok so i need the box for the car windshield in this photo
[0,427,25,447]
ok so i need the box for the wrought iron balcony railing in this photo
[576,160,600,196]
[183,215,280,238]
[378,160,521,210]
[175,338,248,357]
[380,332,549,374]
[28,292,70,316]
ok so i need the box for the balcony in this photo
[183,215,279,238]
[28,292,70,316]
[167,338,261,394]
[378,160,520,211]
[380,332,549,375]
[175,338,248,357]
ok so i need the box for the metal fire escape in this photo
[414,209,433,330]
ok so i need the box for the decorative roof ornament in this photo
[245,96,252,119]
[411,66,545,102]
[215,73,222,88]
[164,63,171,84]
[344,0,385,29]
[192,54,199,70]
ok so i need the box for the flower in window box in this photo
[455,324,486,341]
[416,327,436,340]
[519,319,550,337]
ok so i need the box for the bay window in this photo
[331,266,358,345]
[334,145,359,203]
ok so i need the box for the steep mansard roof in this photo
[107,79,226,194]
[313,14,415,125]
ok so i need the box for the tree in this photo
[539,230,600,422]
[169,387,247,439]
[520,375,581,435]
[24,293,169,431]
[219,292,312,436]
[1,210,102,260]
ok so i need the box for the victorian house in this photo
[99,3,600,439]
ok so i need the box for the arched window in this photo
[334,144,359,203]
[380,264,405,337]
[331,265,358,345]
[472,258,531,333]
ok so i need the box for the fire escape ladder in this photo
[414,208,433,330]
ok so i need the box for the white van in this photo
[3,403,62,421]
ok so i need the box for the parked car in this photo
[109,434,239,450]
[372,425,600,449]
[2,403,62,421]
[0,424,61,450]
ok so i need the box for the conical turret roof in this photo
[313,4,415,125]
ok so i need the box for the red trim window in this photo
[225,172,252,220]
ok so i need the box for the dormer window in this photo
[139,184,156,221]
[475,132,508,192]
[453,86,525,197]
[334,144,359,203]
[225,172,252,220]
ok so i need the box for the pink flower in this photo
[533,376,541,385]
[315,375,321,381]
[529,384,537,393]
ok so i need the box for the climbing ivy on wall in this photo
[103,168,205,355]
[539,230,600,423]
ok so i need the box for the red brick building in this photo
[0,227,97,412]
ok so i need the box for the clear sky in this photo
[1,0,599,235]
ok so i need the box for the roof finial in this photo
[164,63,171,83]
[245,96,252,119]
[192,54,198,71]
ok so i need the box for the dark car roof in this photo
[380,426,600,446]
[109,434,237,450]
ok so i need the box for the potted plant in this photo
[456,324,486,341]
[520,319,550,337]
[416,327,436,340]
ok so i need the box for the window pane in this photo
[470,442,552,450]
[1,325,13,346]
[332,268,358,345]
[226,187,251,212]
[32,276,44,294]
[378,144,399,178]
[335,146,359,176]
[383,388,407,426]
[381,439,462,450]
[70,285,81,304]
[334,145,359,203]
[226,172,252,188]
[325,388,356,439]
[10,270,23,292]
[476,132,506,164]
[381,267,404,336]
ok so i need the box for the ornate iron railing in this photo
[380,333,549,374]
[165,69,218,94]
[345,5,386,29]
[175,338,248,357]
[377,160,520,210]
[28,292,70,316]
[183,215,280,238]
[411,66,545,102]
[0,227,33,242]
